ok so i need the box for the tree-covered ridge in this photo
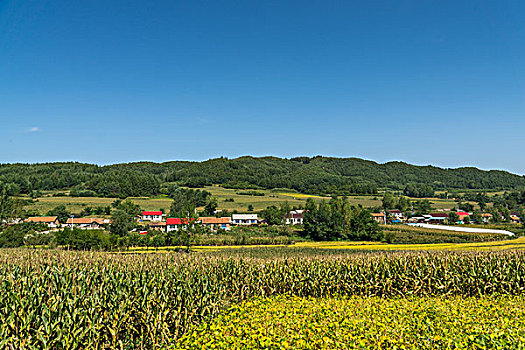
[0,156,524,197]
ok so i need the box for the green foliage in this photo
[382,192,410,211]
[47,204,71,223]
[177,296,525,349]
[237,190,265,196]
[168,186,210,217]
[110,210,135,236]
[55,228,118,250]
[0,223,38,247]
[448,211,460,224]
[3,157,523,199]
[303,197,382,241]
[2,249,525,348]
[404,183,435,198]
[0,186,23,224]
[116,199,142,216]
[261,205,284,226]
[204,197,218,215]
[413,199,432,215]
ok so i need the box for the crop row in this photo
[176,296,525,349]
[2,249,525,348]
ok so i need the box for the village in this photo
[19,207,523,233]
[19,210,305,232]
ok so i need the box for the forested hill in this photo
[0,156,524,198]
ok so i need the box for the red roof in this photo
[167,218,195,225]
[167,218,182,225]
[456,211,469,216]
[143,211,162,216]
[430,213,449,218]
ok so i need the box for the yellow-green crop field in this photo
[123,236,525,254]
[176,296,525,349]
[3,247,525,349]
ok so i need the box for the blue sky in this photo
[0,1,524,173]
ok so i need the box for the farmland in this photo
[2,247,525,349]
[177,296,525,349]
[22,185,468,216]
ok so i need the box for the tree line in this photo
[2,157,524,198]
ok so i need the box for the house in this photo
[370,213,386,224]
[389,210,405,222]
[480,213,493,223]
[200,217,231,231]
[428,212,448,224]
[166,218,195,232]
[65,218,108,229]
[142,211,163,222]
[456,211,470,223]
[407,216,426,223]
[25,216,60,228]
[231,214,259,226]
[510,215,522,224]
[148,221,167,232]
[285,210,304,225]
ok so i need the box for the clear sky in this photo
[0,1,524,173]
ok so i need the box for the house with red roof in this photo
[428,212,448,224]
[389,209,405,222]
[285,210,304,225]
[456,211,470,223]
[166,218,195,232]
[142,211,163,222]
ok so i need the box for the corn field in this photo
[2,248,525,349]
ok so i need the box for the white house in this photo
[231,214,259,225]
[142,211,163,222]
[285,210,304,225]
[166,218,195,232]
[65,218,108,229]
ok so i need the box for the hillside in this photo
[0,156,524,197]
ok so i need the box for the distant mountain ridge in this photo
[0,156,524,197]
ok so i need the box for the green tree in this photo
[204,197,218,216]
[47,205,71,224]
[303,198,382,241]
[117,200,141,216]
[447,212,460,224]
[489,206,501,223]
[247,204,254,212]
[262,205,283,225]
[0,187,23,226]
[414,200,431,215]
[382,192,396,210]
[471,211,483,224]
[110,210,134,236]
